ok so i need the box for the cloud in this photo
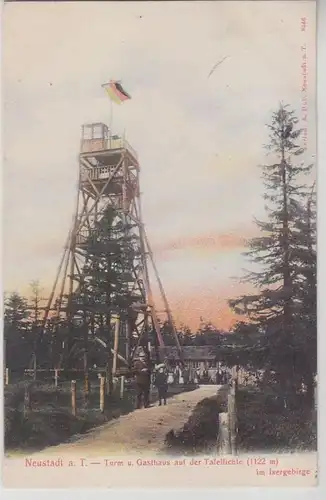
[152,228,254,258]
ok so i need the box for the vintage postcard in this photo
[2,0,317,488]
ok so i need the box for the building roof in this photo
[156,345,217,361]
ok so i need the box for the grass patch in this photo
[165,385,229,454]
[163,384,317,455]
[236,386,317,452]
[5,380,197,453]
[4,380,135,453]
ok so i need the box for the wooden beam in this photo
[71,380,77,416]
[100,376,105,413]
[144,229,181,354]
[217,413,231,454]
[112,317,120,375]
[228,380,237,455]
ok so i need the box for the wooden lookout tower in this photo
[41,123,182,377]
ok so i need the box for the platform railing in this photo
[123,138,138,160]
[81,137,138,160]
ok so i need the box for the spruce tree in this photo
[4,292,29,328]
[61,207,141,374]
[229,103,314,402]
[4,292,31,370]
[291,186,316,404]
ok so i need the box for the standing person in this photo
[179,364,184,385]
[173,366,179,385]
[133,353,151,409]
[167,369,174,385]
[183,367,190,385]
[202,368,209,384]
[155,364,168,406]
[216,369,222,385]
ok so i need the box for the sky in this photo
[3,1,316,330]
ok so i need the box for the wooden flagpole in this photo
[109,97,113,148]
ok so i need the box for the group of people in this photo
[131,352,230,409]
[132,353,168,409]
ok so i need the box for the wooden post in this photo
[228,379,237,455]
[54,369,59,387]
[84,372,90,406]
[106,356,114,397]
[71,380,77,416]
[33,353,37,381]
[218,412,231,454]
[120,376,125,399]
[239,368,244,385]
[126,324,130,362]
[24,384,31,418]
[5,368,9,386]
[314,381,317,410]
[100,376,106,413]
[112,317,120,376]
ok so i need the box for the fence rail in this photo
[5,371,126,418]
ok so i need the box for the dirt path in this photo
[31,385,221,457]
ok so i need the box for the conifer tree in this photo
[291,186,316,403]
[229,103,314,401]
[4,292,31,370]
[4,292,29,328]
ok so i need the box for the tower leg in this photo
[106,354,113,396]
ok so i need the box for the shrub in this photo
[165,385,229,453]
[236,386,317,452]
